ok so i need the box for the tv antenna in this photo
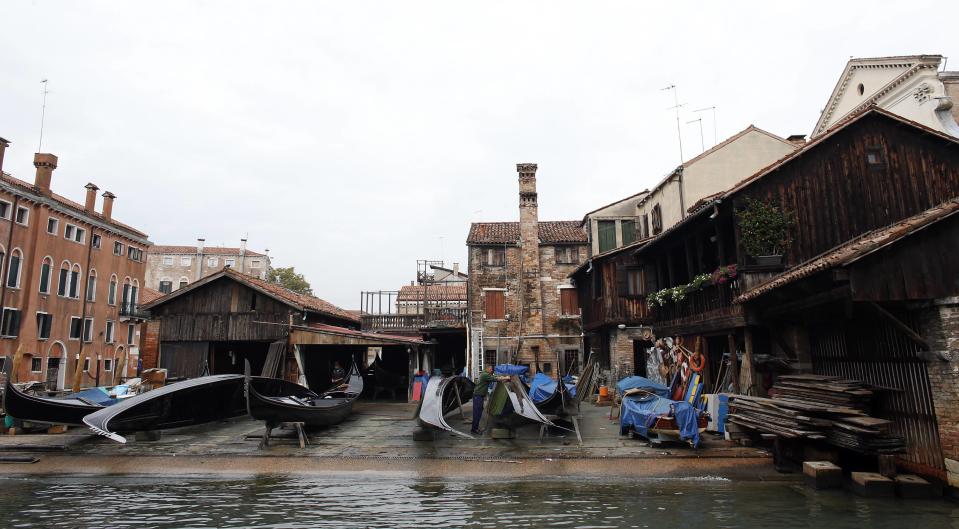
[692,106,717,147]
[661,85,684,164]
[38,79,49,152]
[686,117,705,153]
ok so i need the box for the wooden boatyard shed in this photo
[140,268,428,395]
[576,107,959,483]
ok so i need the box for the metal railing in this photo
[119,302,150,320]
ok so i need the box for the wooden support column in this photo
[684,238,696,280]
[740,327,757,396]
[726,333,740,394]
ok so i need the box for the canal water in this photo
[0,475,956,528]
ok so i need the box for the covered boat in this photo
[417,375,474,438]
[617,376,708,447]
[527,372,576,416]
[84,374,248,443]
[245,363,363,428]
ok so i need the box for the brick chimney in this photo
[197,238,205,253]
[453,262,460,277]
[101,191,115,221]
[0,138,9,175]
[516,162,544,336]
[84,183,99,212]
[33,153,58,194]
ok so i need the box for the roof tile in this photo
[467,221,587,244]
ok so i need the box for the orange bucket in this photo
[599,386,609,397]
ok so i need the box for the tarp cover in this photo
[528,372,577,403]
[619,393,701,447]
[494,364,529,376]
[70,386,128,406]
[616,376,670,397]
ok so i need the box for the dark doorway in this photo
[426,330,466,376]
[45,357,60,390]
[633,340,652,377]
[299,345,367,393]
[210,341,272,375]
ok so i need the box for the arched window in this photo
[86,269,97,302]
[131,279,139,306]
[121,277,132,307]
[57,261,71,297]
[69,264,81,299]
[108,275,118,305]
[6,248,22,288]
[178,277,189,290]
[39,256,53,294]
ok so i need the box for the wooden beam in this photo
[727,333,741,394]
[865,302,930,350]
[764,285,851,318]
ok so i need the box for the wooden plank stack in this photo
[728,375,904,454]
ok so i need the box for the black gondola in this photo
[531,377,576,417]
[245,363,363,429]
[3,376,106,426]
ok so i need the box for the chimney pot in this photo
[84,183,99,212]
[101,191,116,221]
[0,137,10,176]
[197,238,206,253]
[33,153,58,194]
[240,238,247,255]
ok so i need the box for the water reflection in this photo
[0,475,956,528]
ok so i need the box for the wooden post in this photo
[726,334,740,394]
[740,328,756,396]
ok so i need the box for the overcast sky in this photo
[2,1,956,308]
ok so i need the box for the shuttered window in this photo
[598,220,617,253]
[560,288,578,316]
[622,219,636,245]
[484,290,505,320]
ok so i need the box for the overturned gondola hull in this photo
[418,376,474,438]
[3,378,105,426]
[245,366,363,428]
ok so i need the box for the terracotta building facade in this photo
[466,163,587,378]
[0,139,151,389]
[145,238,270,293]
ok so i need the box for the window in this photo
[0,200,10,219]
[598,220,617,253]
[127,324,135,345]
[560,287,578,316]
[108,276,117,305]
[86,270,97,302]
[114,241,123,256]
[58,262,70,296]
[626,267,645,296]
[36,312,52,340]
[47,217,58,234]
[127,247,143,261]
[82,318,94,343]
[207,257,218,267]
[31,357,42,373]
[158,280,172,294]
[250,259,261,268]
[74,227,86,243]
[482,247,505,267]
[483,349,497,369]
[866,146,886,169]
[83,357,90,371]
[103,358,113,372]
[69,317,82,340]
[105,320,115,343]
[64,224,75,240]
[92,234,101,249]
[122,280,131,306]
[555,246,578,265]
[622,219,636,245]
[0,308,22,337]
[180,256,192,266]
[15,206,29,225]
[69,264,81,298]
[178,279,188,290]
[224,258,236,267]
[484,290,505,320]
[6,249,22,288]
[162,256,174,265]
[641,215,650,239]
[651,204,663,235]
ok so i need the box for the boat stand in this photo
[538,415,583,445]
[260,421,309,449]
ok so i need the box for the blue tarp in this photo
[616,376,670,397]
[494,364,529,376]
[527,372,577,403]
[619,393,702,447]
[69,385,129,406]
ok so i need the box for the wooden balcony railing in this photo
[362,307,468,331]
[651,280,741,324]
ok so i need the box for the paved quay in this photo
[0,402,780,480]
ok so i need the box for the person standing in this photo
[471,365,508,435]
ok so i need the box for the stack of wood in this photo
[728,374,904,454]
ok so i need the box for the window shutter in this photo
[615,266,628,296]
[561,289,578,315]
[485,291,505,320]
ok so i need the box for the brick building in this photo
[0,139,150,389]
[145,238,270,293]
[466,163,587,378]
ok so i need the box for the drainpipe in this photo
[72,226,96,391]
[676,167,686,220]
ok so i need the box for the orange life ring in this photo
[689,352,706,372]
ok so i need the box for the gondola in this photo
[84,374,249,443]
[527,372,577,417]
[417,375,474,438]
[245,362,363,429]
[3,377,109,426]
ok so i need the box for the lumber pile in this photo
[728,375,904,454]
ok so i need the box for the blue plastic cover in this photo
[494,364,529,376]
[70,387,122,406]
[619,393,701,447]
[616,376,670,397]
[413,374,430,400]
[527,372,577,403]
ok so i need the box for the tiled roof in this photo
[736,198,959,303]
[467,221,587,244]
[149,245,267,257]
[305,323,429,345]
[138,287,165,305]
[397,284,468,302]
[0,172,149,240]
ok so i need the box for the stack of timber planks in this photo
[728,375,904,454]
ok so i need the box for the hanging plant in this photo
[735,197,795,257]
[711,264,738,284]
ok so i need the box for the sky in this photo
[1,1,957,308]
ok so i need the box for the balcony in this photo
[361,307,468,332]
[119,302,150,321]
[650,279,744,335]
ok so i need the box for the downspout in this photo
[677,166,686,220]
[72,225,96,391]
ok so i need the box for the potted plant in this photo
[735,197,795,266]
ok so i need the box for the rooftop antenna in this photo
[662,85,685,164]
[38,79,49,152]
[693,106,717,146]
[686,117,705,153]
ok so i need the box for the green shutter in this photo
[622,220,636,245]
[598,221,617,253]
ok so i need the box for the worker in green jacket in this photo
[471,365,509,435]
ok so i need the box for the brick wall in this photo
[919,297,959,488]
